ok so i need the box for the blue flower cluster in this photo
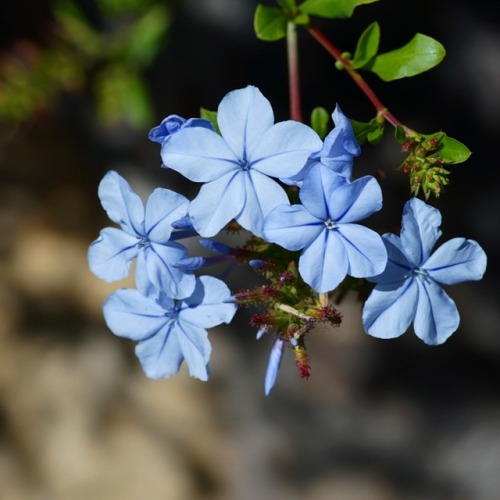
[88,85,487,394]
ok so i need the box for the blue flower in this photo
[148,115,214,144]
[263,165,387,293]
[88,170,196,298]
[362,198,487,345]
[103,276,237,380]
[160,85,323,237]
[283,104,361,185]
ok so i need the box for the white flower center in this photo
[324,218,338,230]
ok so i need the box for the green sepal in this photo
[350,117,384,145]
[366,33,446,81]
[299,0,379,19]
[200,107,220,134]
[254,4,289,41]
[310,106,330,139]
[351,22,380,69]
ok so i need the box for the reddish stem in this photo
[287,21,303,122]
[308,26,403,129]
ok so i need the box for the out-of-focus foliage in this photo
[0,0,170,129]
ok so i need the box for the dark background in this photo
[0,1,499,499]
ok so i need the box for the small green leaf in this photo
[254,4,289,41]
[299,0,378,19]
[436,134,471,164]
[350,117,384,145]
[352,22,380,69]
[200,108,220,134]
[367,33,446,81]
[310,107,330,139]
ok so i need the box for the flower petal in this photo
[179,276,236,328]
[188,171,246,237]
[423,238,487,285]
[173,321,212,380]
[299,230,348,293]
[217,86,274,159]
[400,198,442,266]
[413,279,459,345]
[329,175,383,223]
[98,170,145,235]
[362,278,418,339]
[139,242,195,299]
[145,188,189,242]
[300,164,347,220]
[161,126,239,182]
[369,233,412,284]
[236,170,290,237]
[337,224,388,278]
[264,338,284,396]
[103,288,169,341]
[263,204,323,251]
[88,227,139,281]
[250,121,322,178]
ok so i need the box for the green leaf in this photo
[352,22,380,69]
[436,134,471,164]
[200,108,220,134]
[310,107,330,139]
[350,117,384,145]
[367,33,446,81]
[277,0,296,13]
[299,0,378,19]
[254,4,289,41]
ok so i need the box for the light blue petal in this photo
[423,238,487,285]
[173,257,206,271]
[135,322,185,379]
[140,243,196,299]
[236,170,290,237]
[174,321,212,380]
[400,198,442,266]
[103,288,169,341]
[299,230,348,293]
[362,278,418,339]
[329,175,382,223]
[368,233,412,284]
[337,224,388,278]
[161,127,239,182]
[88,227,139,281]
[98,170,145,235]
[300,164,347,220]
[180,276,236,328]
[250,121,322,178]
[264,338,284,396]
[263,204,323,251]
[145,188,189,242]
[188,171,245,237]
[217,86,274,159]
[414,279,460,345]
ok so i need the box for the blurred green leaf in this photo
[277,0,297,12]
[299,0,378,19]
[310,106,330,139]
[350,117,384,144]
[200,108,220,134]
[352,22,380,68]
[254,4,289,41]
[366,33,446,81]
[432,133,471,164]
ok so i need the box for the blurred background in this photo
[0,0,499,498]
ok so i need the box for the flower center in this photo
[324,218,338,230]
[413,267,430,282]
[240,159,251,171]
[137,236,150,249]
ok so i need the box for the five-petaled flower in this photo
[160,85,323,237]
[362,197,487,345]
[88,170,196,298]
[263,164,387,293]
[103,276,237,380]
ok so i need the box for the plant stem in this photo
[308,26,404,129]
[287,21,302,122]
